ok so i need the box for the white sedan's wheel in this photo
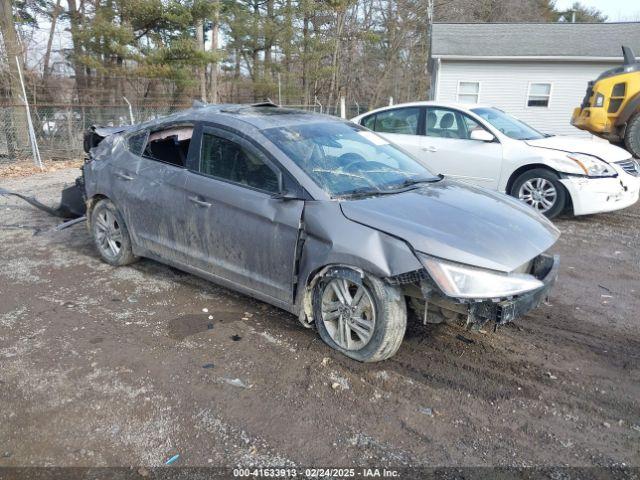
[510,168,567,219]
[518,177,558,214]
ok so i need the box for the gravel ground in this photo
[0,167,639,469]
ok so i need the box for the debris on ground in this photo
[418,407,434,417]
[321,357,330,366]
[545,372,558,380]
[329,372,350,391]
[231,334,242,341]
[202,363,215,369]
[164,454,180,465]
[223,377,249,389]
[456,334,475,345]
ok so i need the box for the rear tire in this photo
[510,168,567,219]
[90,199,138,266]
[313,271,407,362]
[624,112,640,158]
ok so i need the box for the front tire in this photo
[312,271,407,362]
[510,168,567,219]
[91,199,138,266]
[624,112,640,158]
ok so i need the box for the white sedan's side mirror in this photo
[470,129,495,142]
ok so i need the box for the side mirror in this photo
[470,129,495,142]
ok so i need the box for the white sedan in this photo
[352,102,640,218]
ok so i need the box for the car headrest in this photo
[440,113,454,129]
[427,112,437,129]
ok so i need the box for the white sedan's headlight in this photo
[419,254,543,299]
[566,153,616,177]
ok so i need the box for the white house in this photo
[429,22,640,136]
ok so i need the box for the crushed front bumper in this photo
[469,254,559,325]
[389,254,560,327]
[560,174,640,216]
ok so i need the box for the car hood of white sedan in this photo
[525,136,631,163]
[340,179,560,273]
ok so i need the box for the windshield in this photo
[262,122,439,197]
[471,107,545,140]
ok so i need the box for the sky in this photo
[554,0,640,21]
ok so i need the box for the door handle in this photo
[189,196,212,208]
[422,146,438,153]
[115,172,134,181]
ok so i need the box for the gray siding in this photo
[435,60,619,136]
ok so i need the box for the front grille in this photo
[616,159,640,177]
[386,269,428,285]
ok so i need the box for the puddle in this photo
[168,311,244,340]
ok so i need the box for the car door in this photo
[360,107,425,157]
[109,125,193,263]
[182,124,304,305]
[421,107,504,189]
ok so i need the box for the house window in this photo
[457,82,480,104]
[527,83,552,107]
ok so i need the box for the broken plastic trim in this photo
[0,183,85,219]
[389,254,558,327]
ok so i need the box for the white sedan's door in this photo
[360,106,425,158]
[420,107,504,189]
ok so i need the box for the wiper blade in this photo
[390,177,440,189]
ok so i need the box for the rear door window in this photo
[369,107,421,135]
[142,125,193,167]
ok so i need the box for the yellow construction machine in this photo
[572,46,640,157]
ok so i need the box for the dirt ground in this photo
[0,167,639,470]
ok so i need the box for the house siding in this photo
[435,60,618,137]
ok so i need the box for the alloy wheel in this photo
[518,178,557,213]
[94,209,123,259]
[321,278,376,351]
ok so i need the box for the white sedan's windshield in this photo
[471,107,545,141]
[262,122,439,197]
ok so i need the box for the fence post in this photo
[15,56,43,169]
[123,96,135,124]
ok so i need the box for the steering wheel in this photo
[338,152,368,171]
[344,160,395,174]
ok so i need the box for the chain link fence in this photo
[1,94,368,165]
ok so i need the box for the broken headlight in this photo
[566,153,616,177]
[418,254,543,299]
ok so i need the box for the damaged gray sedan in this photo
[83,104,560,362]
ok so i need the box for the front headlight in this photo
[566,153,616,177]
[419,254,543,299]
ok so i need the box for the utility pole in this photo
[426,0,434,99]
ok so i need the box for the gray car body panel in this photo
[84,105,559,316]
[340,179,560,273]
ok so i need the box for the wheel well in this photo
[85,194,108,225]
[505,164,559,195]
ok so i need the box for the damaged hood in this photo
[525,136,631,163]
[340,180,559,273]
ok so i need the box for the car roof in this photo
[139,104,344,131]
[351,101,494,120]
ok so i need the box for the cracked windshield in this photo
[262,122,439,197]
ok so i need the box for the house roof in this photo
[431,22,640,60]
